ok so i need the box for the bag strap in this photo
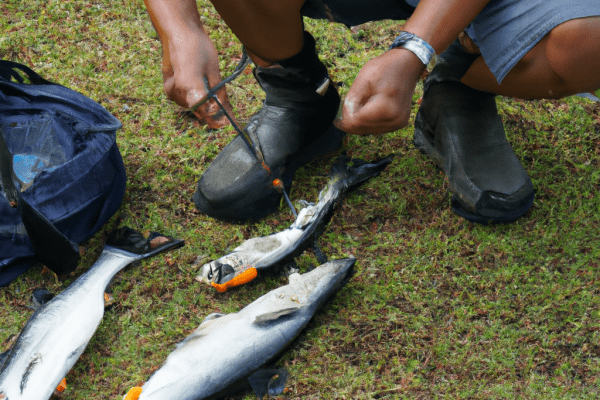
[0,128,80,276]
[0,60,54,85]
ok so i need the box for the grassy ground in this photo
[2,0,600,399]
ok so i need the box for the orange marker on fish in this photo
[211,267,258,293]
[55,378,67,392]
[123,386,143,400]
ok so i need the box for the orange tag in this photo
[211,267,258,293]
[124,387,143,400]
[56,377,67,392]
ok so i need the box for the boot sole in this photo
[451,193,534,225]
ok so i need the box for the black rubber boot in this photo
[194,32,344,222]
[413,39,534,224]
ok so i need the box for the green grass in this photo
[2,1,600,399]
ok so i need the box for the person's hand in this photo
[334,49,425,135]
[161,29,236,129]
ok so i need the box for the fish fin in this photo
[297,199,314,208]
[211,267,257,293]
[331,155,393,191]
[0,349,8,366]
[175,313,227,348]
[123,386,142,400]
[55,377,67,392]
[310,242,327,264]
[287,273,302,285]
[201,312,225,323]
[247,368,289,399]
[254,307,301,324]
[106,227,185,258]
[30,288,54,311]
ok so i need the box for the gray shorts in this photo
[303,0,600,83]
[462,0,600,83]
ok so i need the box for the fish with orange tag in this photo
[123,258,355,400]
[0,228,184,400]
[198,156,392,291]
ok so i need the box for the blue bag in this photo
[0,60,126,286]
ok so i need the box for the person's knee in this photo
[463,17,600,99]
[502,39,569,99]
[544,17,600,95]
[547,18,597,51]
[547,19,588,73]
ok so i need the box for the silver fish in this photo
[123,257,356,400]
[0,228,184,400]
[198,156,391,291]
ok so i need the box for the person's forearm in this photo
[143,0,207,43]
[403,0,491,54]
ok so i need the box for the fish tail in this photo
[211,267,258,293]
[106,227,185,258]
[123,386,142,400]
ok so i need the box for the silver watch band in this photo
[389,31,436,66]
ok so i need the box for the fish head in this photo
[199,259,251,285]
[292,258,356,302]
[199,262,216,285]
[199,260,232,284]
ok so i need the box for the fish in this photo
[0,227,184,400]
[198,155,392,292]
[123,257,356,400]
